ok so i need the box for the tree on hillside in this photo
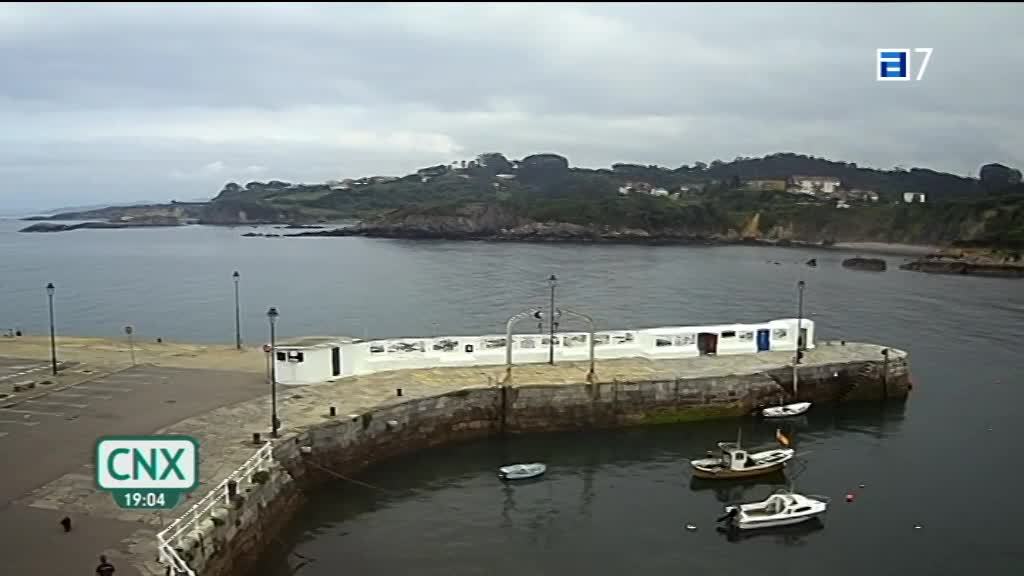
[980,163,1023,191]
[518,153,570,187]
[477,153,513,174]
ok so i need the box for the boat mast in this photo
[793,280,805,398]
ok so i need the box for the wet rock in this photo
[842,257,887,272]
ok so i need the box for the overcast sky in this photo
[1,3,1022,212]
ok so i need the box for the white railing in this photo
[156,441,275,576]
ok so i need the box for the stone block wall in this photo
[195,353,908,576]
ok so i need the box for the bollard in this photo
[252,432,261,444]
[227,479,238,499]
[396,388,403,397]
[329,406,336,416]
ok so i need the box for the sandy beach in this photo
[830,242,942,256]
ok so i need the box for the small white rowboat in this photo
[498,463,546,480]
[762,401,812,418]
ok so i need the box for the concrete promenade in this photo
[0,336,899,576]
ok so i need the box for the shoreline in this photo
[279,228,947,257]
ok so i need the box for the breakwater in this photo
[162,342,909,576]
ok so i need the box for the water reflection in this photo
[716,517,826,545]
[689,472,790,503]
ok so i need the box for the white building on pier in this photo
[272,318,815,386]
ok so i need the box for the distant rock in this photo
[20,222,75,232]
[842,257,887,272]
[900,254,1024,278]
[20,216,183,233]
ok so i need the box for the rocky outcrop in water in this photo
[842,257,887,271]
[899,254,1024,277]
[20,216,184,232]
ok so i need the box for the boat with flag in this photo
[690,428,794,479]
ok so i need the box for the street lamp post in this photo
[504,308,542,384]
[548,275,557,365]
[46,283,57,375]
[267,306,280,437]
[233,271,242,350]
[795,280,806,362]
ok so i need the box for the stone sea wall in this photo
[189,351,909,576]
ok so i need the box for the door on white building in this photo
[331,347,341,376]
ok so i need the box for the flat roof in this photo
[276,336,360,349]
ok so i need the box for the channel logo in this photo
[876,48,933,81]
[95,435,198,509]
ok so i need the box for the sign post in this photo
[124,325,135,366]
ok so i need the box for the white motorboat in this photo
[762,401,811,418]
[718,490,829,530]
[498,463,546,480]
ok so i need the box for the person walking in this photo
[96,555,115,576]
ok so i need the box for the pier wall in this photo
[187,347,909,576]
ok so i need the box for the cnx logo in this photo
[96,436,198,490]
[876,48,933,81]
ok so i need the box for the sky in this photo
[1,2,1022,212]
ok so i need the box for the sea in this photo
[0,218,1021,575]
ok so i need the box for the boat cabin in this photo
[717,442,752,470]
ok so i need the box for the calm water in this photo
[1,219,1022,574]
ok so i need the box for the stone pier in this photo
[95,341,907,576]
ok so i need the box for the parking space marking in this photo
[0,419,40,426]
[0,364,47,382]
[0,407,64,416]
[50,391,112,400]
[25,400,88,409]
[73,386,133,393]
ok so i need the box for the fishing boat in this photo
[762,281,812,419]
[717,490,829,530]
[498,463,546,480]
[690,429,794,479]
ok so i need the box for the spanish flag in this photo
[776,428,791,447]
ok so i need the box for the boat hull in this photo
[733,513,821,530]
[691,462,787,479]
[762,402,811,418]
[498,463,546,480]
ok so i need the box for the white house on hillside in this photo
[903,192,926,203]
[792,176,841,196]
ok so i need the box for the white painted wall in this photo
[273,319,816,386]
[273,346,336,385]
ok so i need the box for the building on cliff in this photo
[744,179,788,192]
[791,176,841,196]
[272,318,814,386]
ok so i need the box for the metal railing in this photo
[156,441,275,576]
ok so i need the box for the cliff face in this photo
[359,203,529,236]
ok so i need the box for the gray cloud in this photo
[0,2,1021,211]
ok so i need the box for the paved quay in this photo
[0,337,898,576]
[0,337,272,576]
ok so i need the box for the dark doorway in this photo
[756,329,770,352]
[798,328,807,350]
[697,332,718,355]
[331,347,341,376]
